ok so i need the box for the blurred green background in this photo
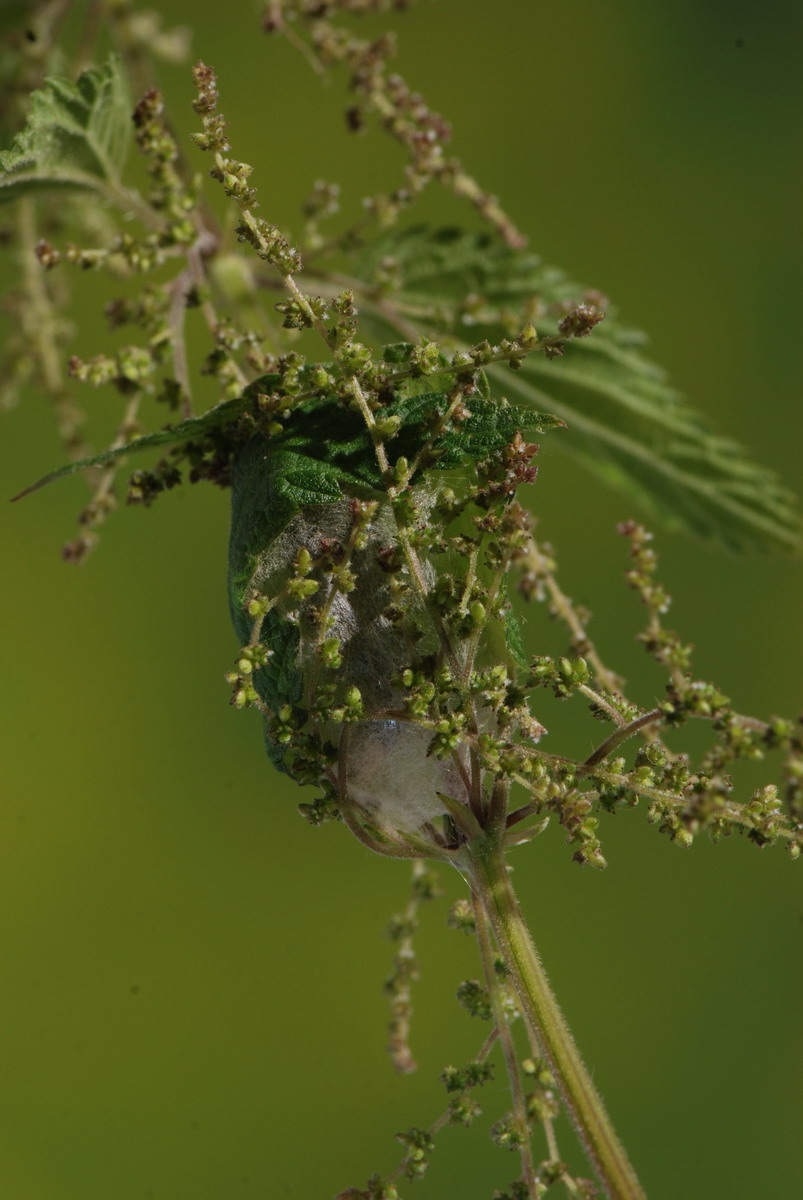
[2,1,802,1197]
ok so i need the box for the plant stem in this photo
[583,708,664,769]
[465,838,647,1200]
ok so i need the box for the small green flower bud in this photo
[321,637,343,669]
[310,365,332,389]
[448,1095,481,1126]
[441,1066,465,1093]
[447,899,476,934]
[456,979,492,1020]
[288,577,319,599]
[469,601,486,626]
[490,1114,525,1150]
[374,414,403,441]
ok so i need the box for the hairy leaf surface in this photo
[0,57,131,202]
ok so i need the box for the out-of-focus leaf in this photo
[356,228,800,552]
[495,354,799,554]
[0,56,131,202]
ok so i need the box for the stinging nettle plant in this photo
[2,3,801,1197]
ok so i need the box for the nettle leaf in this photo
[242,385,556,500]
[0,56,131,203]
[14,355,558,504]
[227,440,305,731]
[228,422,377,767]
[356,228,800,552]
[495,355,799,555]
[436,395,562,465]
[227,427,374,768]
[12,395,248,501]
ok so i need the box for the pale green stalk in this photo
[464,835,647,1200]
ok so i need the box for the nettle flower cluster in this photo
[224,379,803,870]
[183,68,803,871]
[226,382,555,859]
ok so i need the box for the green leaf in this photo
[16,349,559,505]
[251,611,302,773]
[435,395,561,466]
[0,56,131,203]
[356,228,800,552]
[12,395,248,501]
[265,388,555,489]
[503,602,528,671]
[227,435,349,769]
[495,354,799,555]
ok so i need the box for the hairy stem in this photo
[466,838,647,1200]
